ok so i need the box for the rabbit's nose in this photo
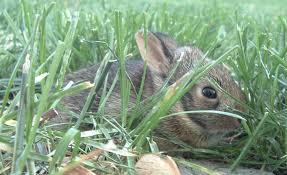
[234,119,241,128]
[225,116,241,129]
[227,117,241,128]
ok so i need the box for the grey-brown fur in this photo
[60,31,245,149]
[61,60,157,116]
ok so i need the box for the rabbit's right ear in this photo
[135,31,178,75]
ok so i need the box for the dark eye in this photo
[202,87,217,99]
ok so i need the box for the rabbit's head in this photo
[135,31,245,147]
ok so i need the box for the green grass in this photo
[0,0,286,174]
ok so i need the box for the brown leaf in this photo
[62,165,97,175]
[135,154,181,175]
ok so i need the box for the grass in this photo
[0,0,286,174]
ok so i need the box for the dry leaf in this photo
[62,165,97,175]
[135,154,181,175]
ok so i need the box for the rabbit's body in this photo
[62,60,156,116]
[60,31,245,148]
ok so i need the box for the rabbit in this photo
[59,30,246,149]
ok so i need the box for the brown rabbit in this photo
[60,31,245,149]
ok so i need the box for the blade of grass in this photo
[0,19,37,116]
[11,55,30,173]
[162,110,246,121]
[74,54,114,129]
[38,2,56,88]
[175,158,221,175]
[115,10,130,128]
[56,12,79,90]
[264,47,287,69]
[15,41,66,174]
[0,81,94,125]
[128,13,148,129]
[270,66,280,111]
[231,112,270,170]
[3,10,26,45]
[20,0,32,36]
[15,16,77,173]
[25,14,40,141]
[49,128,80,174]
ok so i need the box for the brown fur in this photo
[60,31,245,149]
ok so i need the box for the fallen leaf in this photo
[135,154,181,175]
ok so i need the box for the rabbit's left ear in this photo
[135,30,178,75]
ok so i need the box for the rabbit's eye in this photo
[202,87,217,99]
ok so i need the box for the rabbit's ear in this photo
[135,30,178,75]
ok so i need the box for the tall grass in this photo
[0,0,286,174]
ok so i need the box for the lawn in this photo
[0,0,286,174]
